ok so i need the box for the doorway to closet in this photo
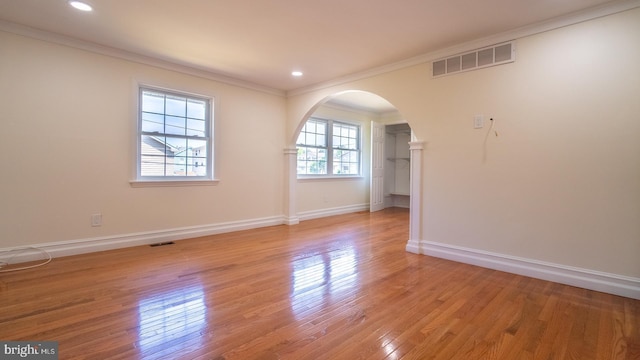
[370,122,412,212]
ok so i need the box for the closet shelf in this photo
[389,192,410,196]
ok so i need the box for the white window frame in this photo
[131,85,217,187]
[296,117,362,178]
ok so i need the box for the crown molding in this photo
[287,0,640,97]
[0,20,286,97]
[1,0,637,99]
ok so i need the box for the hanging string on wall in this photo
[483,117,499,163]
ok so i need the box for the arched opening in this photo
[285,90,423,251]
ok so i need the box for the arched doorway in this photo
[284,91,424,252]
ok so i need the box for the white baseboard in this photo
[405,239,421,254]
[298,203,370,221]
[0,215,286,264]
[1,205,369,265]
[414,240,640,300]
[283,216,300,225]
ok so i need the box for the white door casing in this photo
[370,121,385,212]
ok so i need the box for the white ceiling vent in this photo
[432,41,515,77]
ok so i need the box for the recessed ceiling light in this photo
[291,71,303,77]
[69,1,93,12]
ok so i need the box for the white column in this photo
[406,141,424,254]
[283,147,300,225]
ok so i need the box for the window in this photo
[137,87,213,181]
[297,118,361,176]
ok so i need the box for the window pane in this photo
[306,147,317,160]
[187,119,206,137]
[306,133,315,146]
[179,139,207,176]
[141,112,164,133]
[173,156,187,176]
[166,137,186,152]
[141,135,167,157]
[188,139,207,153]
[307,121,316,133]
[166,138,187,175]
[140,155,166,176]
[312,160,327,174]
[187,99,206,120]
[318,148,327,160]
[296,146,327,174]
[142,91,165,114]
[166,96,186,117]
[165,116,186,136]
[332,149,358,175]
[191,157,207,176]
[140,135,167,176]
[350,151,358,162]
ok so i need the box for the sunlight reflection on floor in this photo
[137,285,207,352]
[290,244,359,320]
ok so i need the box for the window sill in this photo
[130,179,220,188]
[297,175,364,182]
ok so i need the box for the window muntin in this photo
[138,87,212,180]
[297,118,360,176]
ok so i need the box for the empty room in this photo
[0,0,639,359]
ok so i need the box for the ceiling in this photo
[0,0,627,111]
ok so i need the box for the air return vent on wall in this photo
[432,41,515,77]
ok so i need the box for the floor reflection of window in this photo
[291,246,358,319]
[138,285,206,352]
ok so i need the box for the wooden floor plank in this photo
[1,208,639,359]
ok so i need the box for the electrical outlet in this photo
[91,213,102,227]
[474,115,484,129]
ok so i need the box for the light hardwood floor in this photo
[1,208,638,359]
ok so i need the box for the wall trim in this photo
[2,1,637,99]
[283,216,300,226]
[414,240,640,300]
[0,20,285,97]
[288,0,640,97]
[0,216,286,264]
[405,239,422,254]
[298,204,370,221]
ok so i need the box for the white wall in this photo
[0,31,286,251]
[287,8,640,283]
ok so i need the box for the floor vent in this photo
[432,41,515,78]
